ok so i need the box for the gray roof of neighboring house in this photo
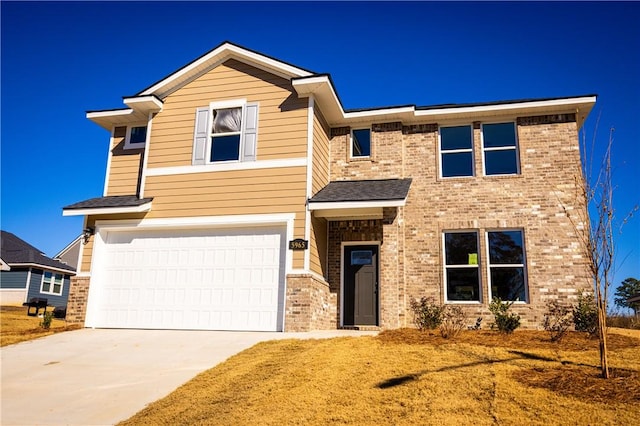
[309,179,412,203]
[0,230,76,273]
[628,293,640,304]
[63,195,153,210]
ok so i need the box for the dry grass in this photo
[121,329,640,426]
[0,305,81,346]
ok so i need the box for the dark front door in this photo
[343,245,378,326]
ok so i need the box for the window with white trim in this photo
[487,230,527,302]
[439,125,474,177]
[443,231,480,302]
[124,125,147,149]
[192,100,258,165]
[209,103,244,162]
[482,122,519,175]
[41,271,64,296]
[351,128,371,158]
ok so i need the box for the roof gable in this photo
[137,41,314,100]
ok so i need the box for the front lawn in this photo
[0,305,81,346]
[120,329,640,425]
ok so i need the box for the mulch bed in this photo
[513,366,640,404]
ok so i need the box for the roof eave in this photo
[123,95,164,113]
[308,199,407,211]
[413,95,597,128]
[86,108,149,130]
[62,201,153,217]
[0,257,10,271]
[293,76,597,128]
[6,263,75,275]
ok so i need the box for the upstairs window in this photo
[41,271,64,296]
[210,106,243,162]
[487,230,527,302]
[440,125,474,177]
[443,231,480,302]
[482,122,519,175]
[192,100,259,165]
[351,128,371,158]
[124,125,147,149]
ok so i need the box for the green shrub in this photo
[573,293,598,335]
[439,305,466,338]
[410,297,444,330]
[542,300,573,342]
[40,311,53,330]
[489,297,521,334]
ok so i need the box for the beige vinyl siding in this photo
[144,166,308,269]
[309,215,328,277]
[147,59,308,168]
[308,106,330,277]
[106,128,143,196]
[311,107,331,194]
[144,166,306,216]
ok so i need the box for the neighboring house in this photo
[62,42,595,332]
[0,231,75,307]
[54,234,83,271]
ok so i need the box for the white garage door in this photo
[88,226,286,331]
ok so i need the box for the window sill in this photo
[123,143,145,150]
[40,291,63,296]
[482,173,522,178]
[349,156,372,162]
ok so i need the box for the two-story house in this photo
[63,42,595,332]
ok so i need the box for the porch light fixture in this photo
[82,227,95,244]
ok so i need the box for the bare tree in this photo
[567,123,615,379]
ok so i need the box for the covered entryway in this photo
[343,244,379,326]
[308,178,411,329]
[87,226,286,331]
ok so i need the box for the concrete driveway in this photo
[1,328,376,425]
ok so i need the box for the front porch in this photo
[284,178,412,332]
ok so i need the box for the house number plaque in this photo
[289,239,309,250]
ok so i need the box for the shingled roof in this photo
[309,179,412,203]
[0,230,76,273]
[63,195,153,210]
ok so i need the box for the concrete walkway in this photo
[1,328,377,425]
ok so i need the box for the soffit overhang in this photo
[62,196,153,217]
[293,75,596,128]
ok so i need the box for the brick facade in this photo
[66,276,90,324]
[317,114,590,330]
[285,274,336,331]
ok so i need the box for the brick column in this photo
[66,276,90,325]
[285,274,336,331]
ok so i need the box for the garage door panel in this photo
[90,226,286,331]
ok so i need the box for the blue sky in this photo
[1,1,638,295]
